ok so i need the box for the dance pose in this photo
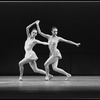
[18,21,53,81]
[36,20,81,81]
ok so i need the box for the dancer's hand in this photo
[76,43,81,47]
[36,20,40,24]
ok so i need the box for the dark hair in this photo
[31,28,37,32]
[51,26,57,31]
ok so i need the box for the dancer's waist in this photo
[49,48,59,54]
[25,49,33,53]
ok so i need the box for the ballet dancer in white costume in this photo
[36,20,81,81]
[18,21,53,81]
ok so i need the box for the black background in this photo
[0,2,100,76]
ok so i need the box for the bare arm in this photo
[26,21,37,37]
[36,20,50,39]
[26,27,30,38]
[59,37,81,47]
[36,40,49,45]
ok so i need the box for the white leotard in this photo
[24,37,36,52]
[24,37,38,60]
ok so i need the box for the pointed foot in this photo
[19,77,22,81]
[65,74,71,81]
[45,75,53,81]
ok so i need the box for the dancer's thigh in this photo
[45,56,58,66]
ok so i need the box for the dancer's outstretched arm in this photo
[59,37,81,47]
[36,40,49,45]
[26,21,37,37]
[36,20,50,39]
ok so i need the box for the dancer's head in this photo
[51,26,58,36]
[31,28,37,38]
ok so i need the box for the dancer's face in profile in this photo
[31,29,37,38]
[52,28,58,36]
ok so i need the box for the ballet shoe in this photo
[49,74,53,80]
[45,75,53,81]
[65,74,71,81]
[45,76,49,81]
[19,77,22,81]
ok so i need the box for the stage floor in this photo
[0,76,100,99]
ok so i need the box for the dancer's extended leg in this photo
[29,60,46,75]
[52,58,71,80]
[18,58,31,81]
[29,60,53,77]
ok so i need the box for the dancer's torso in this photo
[24,37,36,52]
[48,36,59,54]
